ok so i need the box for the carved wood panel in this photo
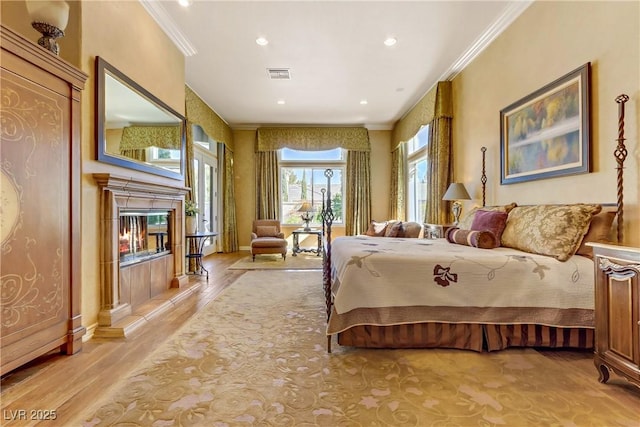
[1,25,86,375]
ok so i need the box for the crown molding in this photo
[438,0,533,82]
[139,0,197,57]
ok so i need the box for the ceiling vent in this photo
[267,68,291,80]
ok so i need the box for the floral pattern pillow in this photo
[501,204,602,261]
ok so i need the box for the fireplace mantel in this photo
[93,173,196,337]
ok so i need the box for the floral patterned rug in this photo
[78,271,639,426]
[227,253,322,270]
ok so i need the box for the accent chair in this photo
[250,219,288,261]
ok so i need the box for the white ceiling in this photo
[146,0,532,130]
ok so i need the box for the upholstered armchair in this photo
[250,220,288,261]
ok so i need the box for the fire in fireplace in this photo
[119,209,171,266]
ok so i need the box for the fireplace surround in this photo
[94,174,194,337]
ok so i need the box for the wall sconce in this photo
[25,0,69,55]
[442,183,471,225]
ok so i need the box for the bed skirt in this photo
[336,323,594,352]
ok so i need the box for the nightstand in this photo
[589,243,640,388]
[291,229,323,256]
[423,223,456,239]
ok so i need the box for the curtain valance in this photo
[185,85,233,148]
[256,127,370,152]
[120,125,181,150]
[392,81,452,145]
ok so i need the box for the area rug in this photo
[78,271,639,426]
[228,252,322,270]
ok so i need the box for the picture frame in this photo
[500,63,591,185]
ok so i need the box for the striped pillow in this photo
[446,228,498,249]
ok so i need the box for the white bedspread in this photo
[330,236,595,316]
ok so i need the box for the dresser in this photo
[589,243,640,388]
[1,26,87,375]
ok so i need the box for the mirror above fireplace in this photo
[95,56,186,180]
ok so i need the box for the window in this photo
[280,148,344,226]
[407,125,429,222]
[146,147,181,172]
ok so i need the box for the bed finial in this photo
[614,94,629,243]
[481,147,487,207]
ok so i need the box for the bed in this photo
[320,143,627,353]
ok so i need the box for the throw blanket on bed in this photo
[328,236,595,334]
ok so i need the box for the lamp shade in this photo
[297,201,314,212]
[442,183,471,201]
[26,0,69,30]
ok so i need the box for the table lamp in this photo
[297,201,314,231]
[442,183,471,225]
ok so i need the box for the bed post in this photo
[321,169,335,352]
[614,94,628,243]
[481,146,487,207]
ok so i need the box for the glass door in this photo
[192,127,220,255]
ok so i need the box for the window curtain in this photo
[184,123,195,202]
[119,125,181,162]
[257,127,369,151]
[120,149,146,161]
[391,81,452,223]
[185,85,237,253]
[255,150,280,219]
[389,143,406,221]
[255,127,370,229]
[345,150,371,235]
[184,123,197,270]
[424,82,453,224]
[221,146,238,252]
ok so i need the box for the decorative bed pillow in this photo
[386,221,404,237]
[575,210,617,258]
[365,221,388,237]
[401,222,422,238]
[256,225,279,237]
[500,204,602,261]
[446,228,498,249]
[470,209,509,244]
[458,203,517,230]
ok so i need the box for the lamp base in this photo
[32,22,64,55]
[452,201,462,226]
[300,212,313,231]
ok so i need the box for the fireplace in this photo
[119,209,171,266]
[94,174,191,337]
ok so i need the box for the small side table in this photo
[292,229,323,256]
[185,232,218,279]
[423,223,456,239]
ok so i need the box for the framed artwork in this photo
[500,63,591,185]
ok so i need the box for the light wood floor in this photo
[0,252,247,426]
[2,251,639,426]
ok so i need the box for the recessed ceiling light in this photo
[360,100,368,105]
[177,0,192,7]
[384,37,397,47]
[256,37,269,46]
[277,99,285,105]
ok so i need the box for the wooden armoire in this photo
[1,25,87,375]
